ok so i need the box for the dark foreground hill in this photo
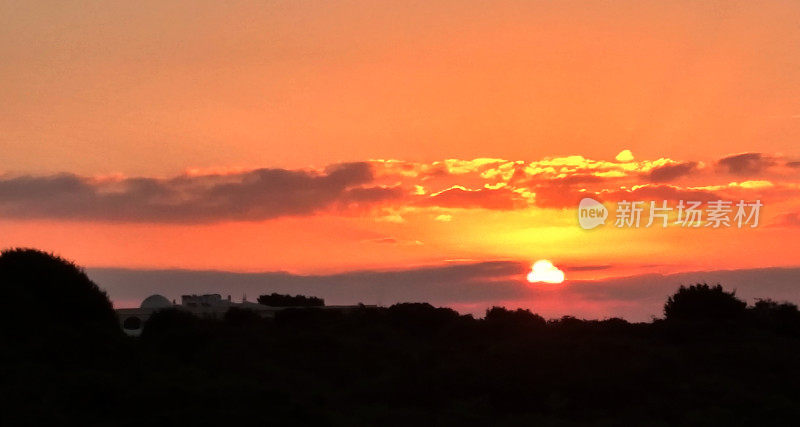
[2,249,800,425]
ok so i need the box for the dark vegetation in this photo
[3,249,800,425]
[257,292,324,307]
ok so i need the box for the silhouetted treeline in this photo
[4,249,800,425]
[257,292,324,307]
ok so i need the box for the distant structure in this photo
[116,293,365,336]
[140,294,172,309]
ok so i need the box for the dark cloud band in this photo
[0,162,400,223]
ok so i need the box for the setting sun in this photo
[527,260,565,284]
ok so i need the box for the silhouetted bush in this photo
[0,248,120,342]
[387,302,464,335]
[664,283,747,322]
[486,307,547,332]
[257,293,324,307]
[750,299,800,335]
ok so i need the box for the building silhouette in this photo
[117,293,366,336]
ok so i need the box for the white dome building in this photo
[140,294,172,309]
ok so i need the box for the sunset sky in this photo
[2,1,800,319]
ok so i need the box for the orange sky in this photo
[2,1,800,293]
[3,1,800,175]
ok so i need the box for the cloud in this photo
[532,183,721,210]
[772,211,800,228]
[366,237,399,244]
[615,149,635,162]
[362,237,423,245]
[561,264,613,272]
[0,162,401,223]
[530,185,589,209]
[418,185,530,210]
[372,158,506,180]
[545,174,618,186]
[376,154,789,212]
[601,184,720,203]
[647,161,698,182]
[717,153,776,175]
[1,153,795,222]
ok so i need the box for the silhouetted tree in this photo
[0,248,120,342]
[387,302,463,335]
[257,293,324,307]
[486,307,547,330]
[750,299,800,335]
[664,283,747,321]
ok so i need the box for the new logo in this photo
[578,198,608,230]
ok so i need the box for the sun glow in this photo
[527,260,565,284]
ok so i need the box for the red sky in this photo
[2,1,800,317]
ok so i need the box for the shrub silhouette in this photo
[750,299,800,335]
[257,293,324,307]
[664,283,747,321]
[0,248,120,341]
[387,302,463,335]
[485,306,547,332]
